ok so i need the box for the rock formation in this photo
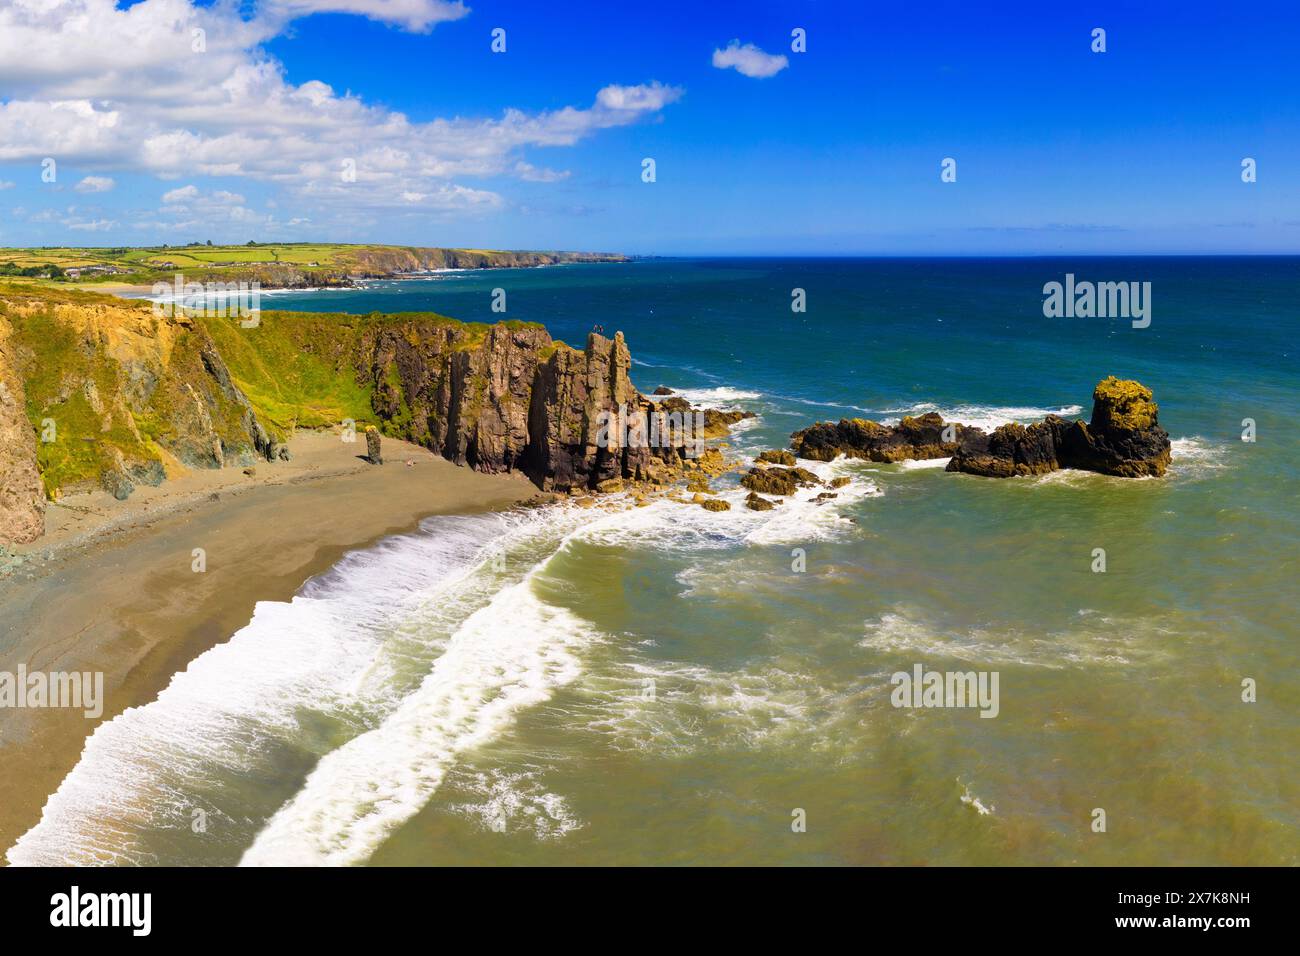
[789,378,1171,480]
[792,412,988,463]
[947,377,1171,478]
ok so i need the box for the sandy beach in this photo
[0,430,539,855]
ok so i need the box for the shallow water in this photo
[12,258,1297,865]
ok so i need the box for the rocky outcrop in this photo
[948,377,1171,478]
[788,379,1171,480]
[792,411,988,463]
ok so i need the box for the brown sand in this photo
[0,430,539,855]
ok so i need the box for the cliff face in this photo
[0,318,45,543]
[0,286,679,543]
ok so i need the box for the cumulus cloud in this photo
[0,0,683,224]
[711,39,788,79]
[75,175,115,193]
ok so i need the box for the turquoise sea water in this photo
[10,258,1298,865]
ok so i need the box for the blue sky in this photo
[1,0,1297,254]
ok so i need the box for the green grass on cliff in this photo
[4,305,159,498]
[198,312,376,436]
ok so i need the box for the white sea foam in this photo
[896,457,952,471]
[1168,437,1231,479]
[860,608,1181,670]
[447,767,583,839]
[664,385,762,406]
[959,782,995,816]
[239,576,598,866]
[878,402,1084,432]
[576,656,868,756]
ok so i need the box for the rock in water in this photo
[365,426,383,465]
[757,449,796,466]
[1053,376,1172,477]
[947,377,1171,478]
[791,412,986,462]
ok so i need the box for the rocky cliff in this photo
[0,286,688,543]
[791,377,1172,479]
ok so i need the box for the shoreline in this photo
[0,431,539,856]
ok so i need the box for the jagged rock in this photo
[652,386,674,395]
[828,476,851,489]
[744,491,776,511]
[948,378,1171,479]
[740,465,821,497]
[277,445,292,461]
[757,449,796,466]
[699,498,730,512]
[595,477,624,493]
[365,426,383,465]
[791,412,987,462]
[946,421,1060,477]
[702,408,756,438]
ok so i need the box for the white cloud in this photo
[67,218,116,231]
[515,161,570,183]
[266,0,469,33]
[595,81,683,111]
[0,0,683,224]
[75,175,115,193]
[711,39,788,79]
[162,184,200,204]
[0,181,14,190]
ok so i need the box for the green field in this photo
[0,243,620,288]
[0,243,375,281]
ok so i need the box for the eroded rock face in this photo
[791,412,988,463]
[0,319,44,543]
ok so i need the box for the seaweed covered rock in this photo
[791,412,987,463]
[947,378,1171,479]
[740,465,821,497]
[757,449,795,466]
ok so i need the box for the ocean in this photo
[9,257,1297,865]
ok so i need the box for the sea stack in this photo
[946,377,1172,478]
[365,426,383,465]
